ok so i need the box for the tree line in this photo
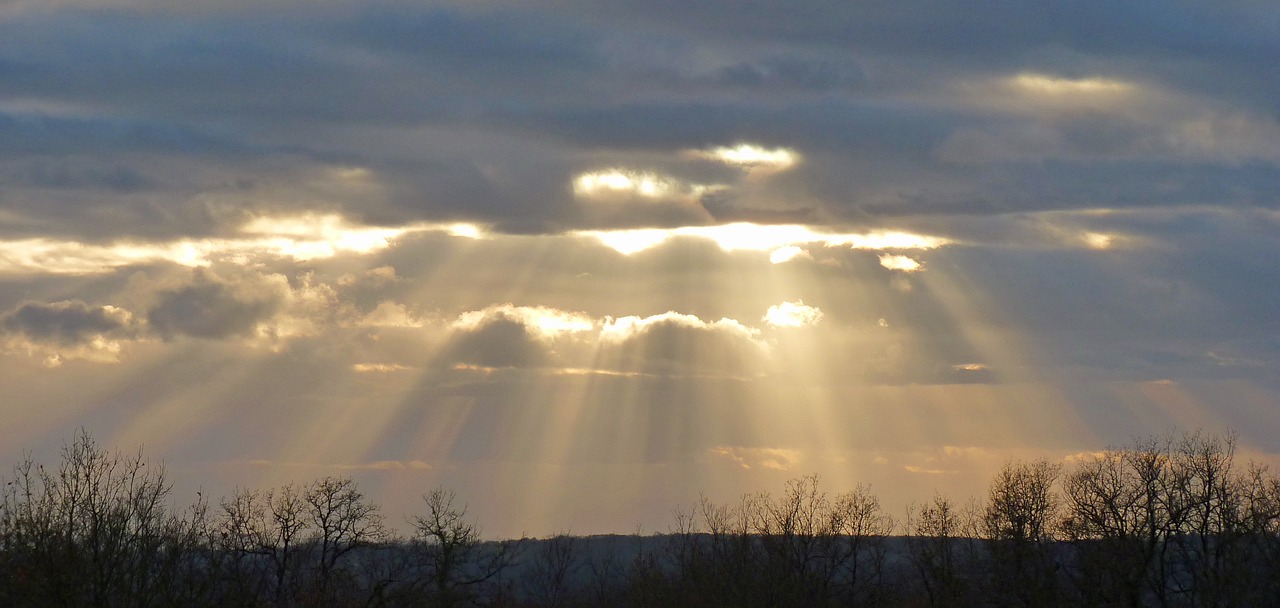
[2,429,1279,607]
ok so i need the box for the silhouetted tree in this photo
[980,459,1062,606]
[0,430,211,607]
[406,487,520,607]
[304,476,387,603]
[663,475,894,607]
[522,534,585,608]
[904,493,971,607]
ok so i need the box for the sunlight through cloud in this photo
[0,215,481,274]
[572,169,723,203]
[600,311,761,343]
[763,301,823,328]
[690,143,800,171]
[769,246,807,264]
[1083,232,1114,250]
[878,254,922,272]
[453,304,595,339]
[351,363,414,373]
[573,169,678,198]
[576,223,948,256]
[1011,73,1134,96]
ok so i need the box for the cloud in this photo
[3,0,1280,537]
[357,301,424,328]
[598,311,768,376]
[453,304,595,339]
[0,215,475,274]
[577,223,949,256]
[351,362,413,373]
[146,270,285,340]
[1,300,135,346]
[763,301,823,328]
[573,169,708,199]
[0,299,138,363]
[710,446,803,471]
[433,305,780,376]
[879,254,922,272]
[1,2,1276,243]
[444,316,545,368]
[769,246,808,264]
[441,304,595,369]
[686,143,800,172]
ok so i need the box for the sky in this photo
[1,0,1279,538]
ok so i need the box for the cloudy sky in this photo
[2,0,1278,537]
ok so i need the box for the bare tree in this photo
[830,484,895,605]
[408,487,519,607]
[522,533,585,608]
[1060,437,1175,607]
[0,430,210,607]
[1057,431,1277,607]
[904,493,971,608]
[304,476,386,602]
[980,459,1063,606]
[662,475,894,607]
[1240,462,1280,603]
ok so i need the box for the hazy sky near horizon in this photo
[2,0,1279,537]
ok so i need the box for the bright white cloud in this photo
[1082,232,1114,250]
[0,215,481,275]
[577,222,949,256]
[1011,73,1134,96]
[573,169,678,198]
[769,246,807,264]
[690,144,800,171]
[238,214,439,259]
[453,304,595,339]
[351,363,414,373]
[878,254,922,272]
[584,229,673,255]
[572,169,721,201]
[763,301,823,328]
[600,311,761,343]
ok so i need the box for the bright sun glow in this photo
[241,213,412,256]
[453,304,596,339]
[576,223,949,256]
[572,168,723,201]
[0,215,485,274]
[447,223,484,239]
[600,311,761,343]
[769,246,806,264]
[573,169,677,198]
[763,301,823,328]
[1083,232,1114,250]
[587,229,674,255]
[691,144,800,171]
[879,254,922,272]
[1011,73,1134,96]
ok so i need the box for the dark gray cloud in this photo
[440,314,548,369]
[1,299,134,345]
[599,315,768,376]
[146,271,284,340]
[0,1,1276,238]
